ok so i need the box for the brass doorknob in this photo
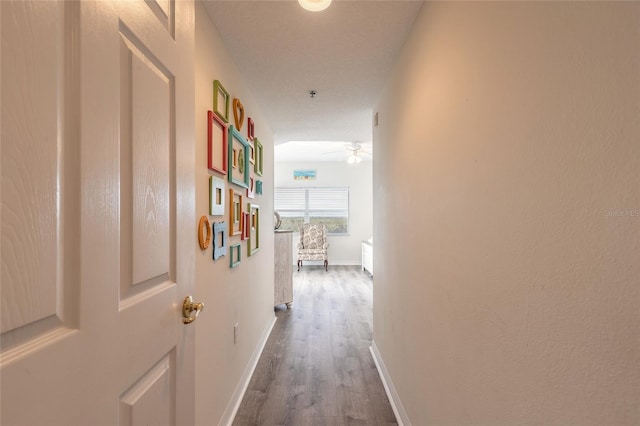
[182,296,204,324]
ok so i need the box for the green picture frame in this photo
[213,80,230,123]
[254,138,263,176]
[248,203,260,256]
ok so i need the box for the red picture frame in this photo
[208,110,228,175]
[241,212,251,241]
[247,117,255,141]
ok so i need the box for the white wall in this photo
[275,161,372,265]
[374,2,640,425]
[195,3,275,424]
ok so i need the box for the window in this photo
[274,187,349,235]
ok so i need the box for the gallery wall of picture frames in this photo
[201,79,265,269]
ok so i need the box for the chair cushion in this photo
[298,249,327,255]
[298,253,327,261]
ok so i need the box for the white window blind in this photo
[274,187,349,234]
[274,188,306,211]
[308,188,349,212]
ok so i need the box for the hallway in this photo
[233,266,396,425]
[3,2,638,424]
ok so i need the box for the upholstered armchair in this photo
[297,223,329,271]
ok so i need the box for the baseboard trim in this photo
[370,341,410,426]
[336,261,361,266]
[291,261,362,267]
[220,315,277,426]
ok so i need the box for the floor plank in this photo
[233,266,397,426]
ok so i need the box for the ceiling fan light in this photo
[347,154,362,164]
[298,0,332,12]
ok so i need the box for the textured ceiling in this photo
[203,1,423,149]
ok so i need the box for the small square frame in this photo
[254,138,264,176]
[228,125,250,188]
[247,203,260,256]
[213,80,230,123]
[246,177,255,199]
[209,175,225,215]
[207,110,228,175]
[230,243,241,268]
[213,221,227,260]
[229,188,243,236]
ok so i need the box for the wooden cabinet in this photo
[362,240,373,275]
[274,231,293,308]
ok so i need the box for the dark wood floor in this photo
[233,265,397,426]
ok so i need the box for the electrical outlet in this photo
[233,322,239,344]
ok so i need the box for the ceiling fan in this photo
[322,142,372,163]
[347,142,371,164]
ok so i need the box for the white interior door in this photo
[1,1,196,424]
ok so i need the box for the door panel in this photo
[145,0,175,39]
[119,349,176,426]
[0,1,195,424]
[0,0,67,339]
[119,24,174,303]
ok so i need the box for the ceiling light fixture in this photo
[347,143,363,164]
[298,0,332,12]
[347,153,362,165]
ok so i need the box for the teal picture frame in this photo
[228,125,250,189]
[229,243,241,268]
